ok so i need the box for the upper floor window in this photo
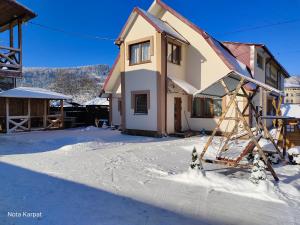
[168,42,181,65]
[129,41,151,65]
[192,97,222,118]
[257,54,264,70]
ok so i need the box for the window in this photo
[168,42,181,65]
[129,41,151,65]
[192,97,222,118]
[257,54,264,70]
[135,94,148,114]
[266,63,278,88]
[131,91,150,114]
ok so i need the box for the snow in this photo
[84,97,109,106]
[0,129,299,225]
[281,104,300,118]
[288,146,300,155]
[0,87,72,100]
[168,75,198,95]
[210,38,251,77]
[139,8,188,44]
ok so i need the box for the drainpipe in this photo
[164,33,168,135]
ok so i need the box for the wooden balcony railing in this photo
[0,45,22,76]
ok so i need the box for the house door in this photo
[174,97,182,132]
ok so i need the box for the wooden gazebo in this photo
[0,0,36,79]
[0,87,71,133]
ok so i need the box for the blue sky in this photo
[15,0,300,75]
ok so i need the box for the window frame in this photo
[131,90,150,115]
[167,42,181,65]
[129,41,151,66]
[257,53,264,70]
[191,97,223,118]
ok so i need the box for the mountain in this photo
[285,76,300,88]
[17,65,110,104]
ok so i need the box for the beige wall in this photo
[123,15,158,131]
[159,10,230,90]
[167,43,186,80]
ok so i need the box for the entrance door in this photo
[174,97,182,132]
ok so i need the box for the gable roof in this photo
[115,7,188,45]
[103,53,120,91]
[222,41,290,77]
[152,0,251,77]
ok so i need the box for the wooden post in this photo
[18,19,22,68]
[60,100,64,128]
[282,120,286,157]
[242,88,284,159]
[9,23,14,48]
[6,98,9,134]
[43,99,47,129]
[28,99,31,130]
[199,78,245,160]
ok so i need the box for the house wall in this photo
[159,10,231,90]
[123,15,158,131]
[167,43,186,80]
[112,96,121,126]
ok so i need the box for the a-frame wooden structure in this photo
[194,72,285,181]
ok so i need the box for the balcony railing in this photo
[0,45,22,76]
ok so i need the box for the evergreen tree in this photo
[190,147,205,176]
[250,154,267,184]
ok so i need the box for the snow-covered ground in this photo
[0,127,299,225]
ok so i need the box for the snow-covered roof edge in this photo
[0,87,72,100]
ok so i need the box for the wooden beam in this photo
[199,78,245,160]
[18,19,22,68]
[60,100,64,128]
[28,99,31,130]
[43,100,47,129]
[6,98,9,134]
[9,23,14,48]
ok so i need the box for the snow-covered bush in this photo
[268,153,280,164]
[288,147,300,165]
[190,147,205,176]
[249,154,267,184]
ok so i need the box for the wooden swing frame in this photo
[198,77,283,181]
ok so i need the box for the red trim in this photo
[156,0,237,71]
[103,53,120,91]
[116,7,162,44]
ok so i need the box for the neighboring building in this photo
[103,0,289,136]
[0,0,36,91]
[284,77,300,104]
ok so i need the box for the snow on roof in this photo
[194,71,284,98]
[84,97,109,106]
[281,104,300,118]
[0,87,72,100]
[210,38,251,77]
[138,8,188,44]
[168,75,198,95]
[285,82,300,88]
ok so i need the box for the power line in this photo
[28,21,116,41]
[215,18,300,36]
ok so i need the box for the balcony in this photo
[0,0,37,78]
[0,45,22,77]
